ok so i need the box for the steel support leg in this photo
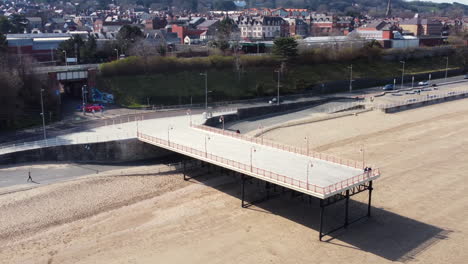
[319,199,324,241]
[367,181,373,217]
[183,160,187,181]
[266,182,270,200]
[241,174,246,208]
[344,189,350,228]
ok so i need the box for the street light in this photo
[167,125,173,145]
[259,125,264,144]
[63,50,67,66]
[200,71,208,110]
[444,56,449,81]
[400,61,405,89]
[348,64,353,93]
[306,161,313,190]
[274,68,281,106]
[40,89,47,140]
[250,146,257,172]
[82,85,87,115]
[304,136,310,156]
[219,115,224,130]
[186,109,192,125]
[204,134,211,157]
[360,146,365,169]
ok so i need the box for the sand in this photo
[1,99,468,263]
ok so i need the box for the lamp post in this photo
[259,125,264,144]
[348,64,353,93]
[219,115,224,130]
[304,136,309,156]
[306,161,313,190]
[81,85,87,115]
[114,48,119,60]
[250,146,257,172]
[40,89,47,140]
[200,71,208,110]
[204,135,211,157]
[360,146,365,169]
[274,68,281,106]
[400,61,405,89]
[445,56,449,81]
[167,125,173,145]
[186,109,192,125]
[63,50,68,66]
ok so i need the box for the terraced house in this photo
[237,16,287,40]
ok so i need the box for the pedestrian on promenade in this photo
[27,170,33,182]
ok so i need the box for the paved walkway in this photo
[138,114,379,199]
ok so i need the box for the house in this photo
[196,20,219,41]
[26,17,42,32]
[285,8,309,17]
[400,18,442,36]
[309,13,337,35]
[144,29,180,46]
[271,8,289,17]
[237,16,287,40]
[421,18,443,36]
[284,18,308,37]
[350,21,395,47]
[171,24,205,44]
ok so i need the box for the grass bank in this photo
[97,55,462,107]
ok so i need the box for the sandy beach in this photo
[1,98,468,263]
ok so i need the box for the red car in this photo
[83,104,104,112]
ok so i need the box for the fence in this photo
[138,132,380,197]
[377,89,468,110]
[0,132,136,155]
[191,124,365,170]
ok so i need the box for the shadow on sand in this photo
[183,165,449,263]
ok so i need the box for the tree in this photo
[0,32,7,53]
[213,17,237,53]
[0,16,11,34]
[117,25,144,54]
[8,14,28,33]
[58,35,85,64]
[273,37,298,58]
[80,35,97,63]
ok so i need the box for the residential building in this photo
[309,13,337,35]
[284,18,308,37]
[196,20,219,41]
[400,18,442,36]
[237,16,287,40]
[421,18,443,36]
[26,17,42,32]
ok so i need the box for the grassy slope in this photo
[98,56,460,107]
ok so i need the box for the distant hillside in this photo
[117,0,468,17]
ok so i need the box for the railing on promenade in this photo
[191,124,365,170]
[0,132,136,155]
[377,89,468,110]
[137,132,380,196]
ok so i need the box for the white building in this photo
[236,16,286,40]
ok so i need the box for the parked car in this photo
[418,81,429,86]
[382,84,394,91]
[78,104,104,112]
[268,97,283,104]
[464,74,468,79]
